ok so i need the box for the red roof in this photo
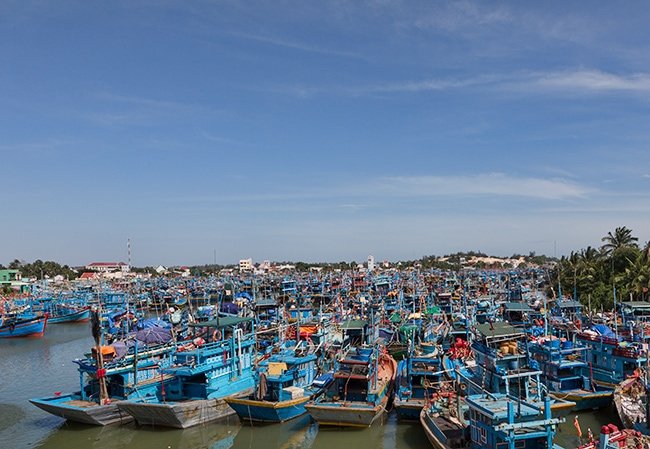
[79,272,98,279]
[87,262,127,266]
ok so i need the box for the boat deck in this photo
[64,400,99,408]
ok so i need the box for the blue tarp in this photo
[591,324,616,338]
[137,317,172,330]
[235,292,253,301]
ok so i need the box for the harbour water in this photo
[0,324,621,449]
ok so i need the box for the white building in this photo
[85,262,130,273]
[367,255,376,271]
[239,258,253,271]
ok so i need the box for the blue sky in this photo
[1,1,650,266]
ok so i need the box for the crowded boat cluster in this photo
[2,267,650,449]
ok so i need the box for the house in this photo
[0,269,30,293]
[85,262,130,273]
[239,258,253,272]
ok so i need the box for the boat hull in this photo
[550,398,577,417]
[29,394,132,426]
[551,390,612,411]
[305,401,385,427]
[0,315,47,338]
[226,395,311,423]
[394,397,427,421]
[117,389,254,429]
[614,376,646,430]
[419,408,466,449]
[48,308,90,324]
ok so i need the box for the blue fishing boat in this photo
[47,306,91,324]
[0,312,47,338]
[456,322,576,417]
[225,341,331,422]
[576,325,648,388]
[116,316,257,428]
[394,347,447,420]
[305,344,397,427]
[30,315,177,426]
[420,392,563,449]
[528,337,612,411]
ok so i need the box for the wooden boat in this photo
[614,374,649,433]
[31,313,177,426]
[117,316,257,428]
[226,341,331,423]
[48,306,91,324]
[0,313,47,338]
[305,346,397,427]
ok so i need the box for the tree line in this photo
[0,259,77,280]
[553,226,650,310]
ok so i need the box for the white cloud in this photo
[270,69,650,98]
[523,70,650,93]
[377,173,591,200]
[227,31,363,59]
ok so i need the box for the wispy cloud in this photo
[376,173,591,200]
[78,91,224,126]
[93,92,217,114]
[521,70,650,93]
[411,1,512,32]
[0,138,77,155]
[228,31,363,59]
[164,173,591,204]
[269,69,650,98]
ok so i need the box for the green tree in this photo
[601,226,639,256]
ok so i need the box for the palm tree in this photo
[615,253,650,301]
[601,226,639,256]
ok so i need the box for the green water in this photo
[0,325,619,449]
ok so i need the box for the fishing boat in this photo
[420,393,563,449]
[614,374,650,435]
[529,337,613,411]
[226,341,331,422]
[576,325,648,389]
[0,312,47,338]
[116,316,257,428]
[47,305,91,324]
[305,344,397,427]
[455,322,576,417]
[30,313,176,425]
[394,346,448,420]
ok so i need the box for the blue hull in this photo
[226,396,311,422]
[394,399,426,421]
[0,315,47,338]
[48,309,90,324]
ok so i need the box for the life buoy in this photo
[212,329,222,341]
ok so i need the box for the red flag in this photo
[574,416,583,438]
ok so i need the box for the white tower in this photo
[367,255,375,271]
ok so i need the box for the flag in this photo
[574,416,582,438]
